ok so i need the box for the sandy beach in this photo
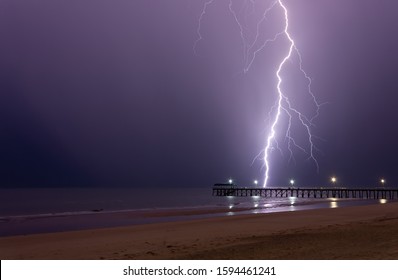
[1,202,398,260]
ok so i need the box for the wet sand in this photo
[1,202,398,259]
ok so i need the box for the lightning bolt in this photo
[194,0,322,187]
[193,0,215,56]
[263,0,323,187]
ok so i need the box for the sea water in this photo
[0,187,388,236]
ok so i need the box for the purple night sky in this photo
[0,0,397,188]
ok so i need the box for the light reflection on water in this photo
[222,194,396,217]
[330,201,338,208]
[229,196,391,216]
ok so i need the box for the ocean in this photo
[0,187,389,237]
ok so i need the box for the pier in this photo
[212,187,398,200]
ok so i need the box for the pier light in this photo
[380,178,385,184]
[331,177,337,183]
[228,179,233,184]
[254,180,258,186]
[290,179,295,186]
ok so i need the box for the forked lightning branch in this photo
[194,0,323,187]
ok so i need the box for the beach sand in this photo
[1,202,398,259]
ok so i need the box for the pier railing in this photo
[212,187,398,200]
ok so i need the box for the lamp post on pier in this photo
[331,176,337,187]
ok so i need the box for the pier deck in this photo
[212,187,398,200]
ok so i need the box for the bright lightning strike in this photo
[195,0,323,187]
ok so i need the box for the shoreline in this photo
[0,205,257,237]
[0,198,386,237]
[1,202,398,259]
